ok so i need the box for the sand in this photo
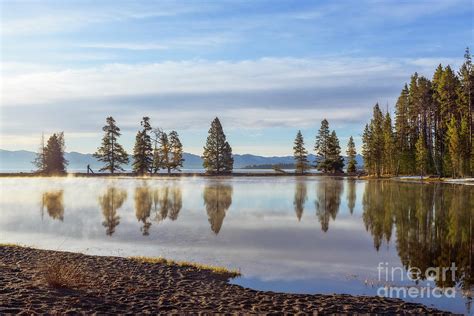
[0,245,450,314]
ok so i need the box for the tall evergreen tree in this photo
[169,131,184,172]
[43,132,68,174]
[132,117,153,175]
[370,104,384,176]
[394,84,410,174]
[457,47,473,175]
[314,119,331,172]
[346,136,357,173]
[202,117,233,174]
[152,129,169,173]
[446,116,461,178]
[94,117,129,173]
[362,124,373,174]
[415,133,428,179]
[293,130,310,174]
[382,112,395,175]
[33,133,46,173]
[327,130,344,173]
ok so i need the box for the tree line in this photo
[34,116,233,175]
[292,119,358,174]
[362,48,473,178]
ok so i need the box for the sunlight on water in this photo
[0,177,472,314]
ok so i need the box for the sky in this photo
[0,0,472,156]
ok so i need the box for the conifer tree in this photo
[362,124,373,174]
[152,129,169,173]
[43,132,68,174]
[202,117,233,174]
[293,130,310,174]
[382,112,395,175]
[457,47,473,175]
[394,84,410,174]
[327,130,344,173]
[415,133,428,179]
[346,136,357,173]
[94,117,129,173]
[132,117,153,175]
[169,131,184,172]
[33,133,46,173]
[314,119,331,172]
[370,104,384,176]
[446,116,461,178]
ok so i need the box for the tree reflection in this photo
[41,190,64,221]
[134,185,152,236]
[346,180,356,215]
[168,186,182,221]
[362,181,473,293]
[134,183,183,235]
[315,179,343,232]
[153,187,169,222]
[152,185,182,223]
[99,186,127,236]
[203,183,233,234]
[294,181,307,221]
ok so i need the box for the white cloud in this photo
[3,57,461,108]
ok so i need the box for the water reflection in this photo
[203,183,233,234]
[315,179,343,232]
[152,186,182,223]
[134,185,153,236]
[41,190,64,221]
[293,181,307,221]
[99,187,127,236]
[346,180,356,215]
[362,181,473,292]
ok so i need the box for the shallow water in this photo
[0,177,472,314]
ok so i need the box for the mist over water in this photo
[0,177,472,314]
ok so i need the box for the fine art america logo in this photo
[376,262,457,299]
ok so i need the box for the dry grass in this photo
[130,256,241,278]
[41,261,86,289]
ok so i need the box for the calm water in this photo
[0,177,472,314]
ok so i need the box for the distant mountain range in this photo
[0,149,363,172]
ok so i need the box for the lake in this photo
[0,176,472,314]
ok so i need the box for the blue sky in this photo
[0,0,472,155]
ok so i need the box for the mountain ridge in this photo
[0,149,363,172]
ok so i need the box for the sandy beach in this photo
[0,245,451,314]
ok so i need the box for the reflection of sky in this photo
[0,177,468,314]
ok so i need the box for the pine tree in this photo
[395,84,411,174]
[93,117,129,173]
[168,131,184,172]
[446,116,461,178]
[457,47,473,175]
[132,117,153,175]
[293,130,310,174]
[432,64,445,175]
[415,133,428,179]
[327,130,344,173]
[314,119,331,172]
[370,104,384,176]
[152,129,169,173]
[382,112,395,175]
[346,136,357,173]
[33,133,46,173]
[202,117,233,174]
[43,132,68,174]
[459,116,470,177]
[362,124,373,174]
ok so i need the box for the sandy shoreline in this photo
[0,245,450,314]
